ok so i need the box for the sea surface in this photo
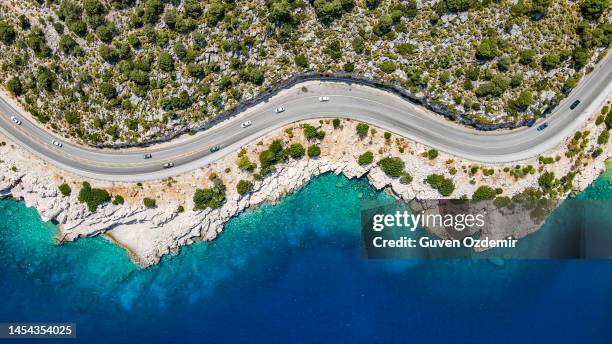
[1,166,612,343]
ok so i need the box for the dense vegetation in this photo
[0,1,607,145]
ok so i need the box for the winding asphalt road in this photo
[1,53,611,182]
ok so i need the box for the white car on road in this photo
[241,121,252,128]
[275,107,285,113]
[10,116,21,125]
[318,96,330,102]
[51,139,63,147]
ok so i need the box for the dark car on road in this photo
[569,100,581,110]
[210,145,221,153]
[537,123,548,131]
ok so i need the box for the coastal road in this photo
[0,53,611,182]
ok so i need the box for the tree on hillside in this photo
[0,20,16,45]
[580,0,609,20]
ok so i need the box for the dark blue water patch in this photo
[1,173,611,343]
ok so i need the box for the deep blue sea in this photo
[1,167,612,343]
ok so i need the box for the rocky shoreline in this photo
[1,98,611,266]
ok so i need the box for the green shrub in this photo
[356,123,369,137]
[378,61,397,74]
[287,143,305,158]
[592,147,603,158]
[400,173,413,184]
[377,157,405,177]
[0,20,16,45]
[472,186,496,202]
[236,180,254,196]
[258,139,287,174]
[312,0,354,24]
[396,42,416,56]
[541,54,561,70]
[475,75,510,97]
[99,82,117,99]
[68,19,87,36]
[324,39,343,60]
[494,196,512,208]
[78,182,110,212]
[237,154,256,171]
[332,118,341,129]
[36,67,57,93]
[112,195,125,205]
[519,49,536,65]
[193,184,226,210]
[476,38,498,60]
[6,77,22,96]
[580,0,608,20]
[143,197,156,208]
[158,51,175,72]
[427,149,439,160]
[351,36,365,54]
[26,28,51,58]
[58,183,72,197]
[295,55,309,68]
[358,151,374,165]
[373,15,393,36]
[206,1,226,25]
[597,130,609,145]
[304,124,318,139]
[596,115,605,126]
[538,171,557,192]
[343,62,354,72]
[512,91,533,111]
[187,63,206,78]
[307,144,321,157]
[425,174,455,196]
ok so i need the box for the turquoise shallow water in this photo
[1,168,611,342]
